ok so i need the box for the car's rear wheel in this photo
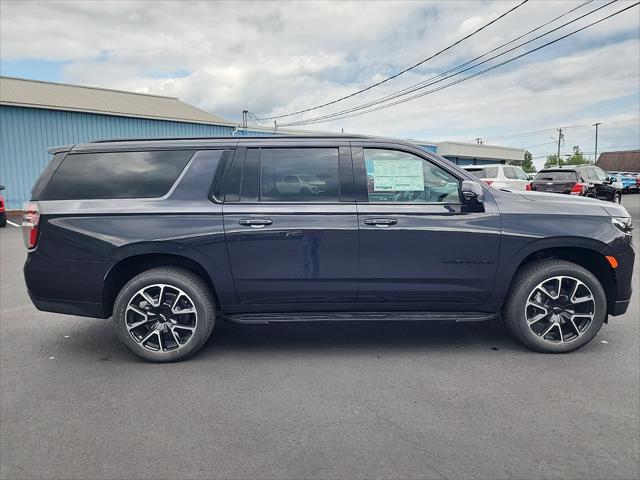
[613,193,621,204]
[0,212,6,227]
[503,259,606,353]
[113,267,215,362]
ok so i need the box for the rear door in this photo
[589,166,617,201]
[353,143,501,309]
[503,166,529,190]
[222,142,358,310]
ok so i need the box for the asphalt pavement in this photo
[1,195,639,480]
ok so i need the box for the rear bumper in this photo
[29,292,107,318]
[24,252,111,319]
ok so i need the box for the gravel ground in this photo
[1,195,638,480]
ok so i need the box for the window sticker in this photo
[371,158,424,191]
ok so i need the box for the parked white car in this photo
[276,174,325,195]
[462,164,530,190]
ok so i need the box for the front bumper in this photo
[604,236,634,316]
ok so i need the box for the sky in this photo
[1,0,639,169]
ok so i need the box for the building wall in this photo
[0,105,268,209]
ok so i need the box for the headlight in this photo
[612,216,633,235]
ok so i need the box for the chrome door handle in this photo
[239,218,273,228]
[364,218,398,227]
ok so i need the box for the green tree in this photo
[544,154,563,168]
[565,145,588,165]
[544,146,590,168]
[520,150,536,173]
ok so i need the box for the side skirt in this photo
[222,311,496,325]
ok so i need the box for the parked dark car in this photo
[531,165,622,203]
[23,137,634,361]
[0,185,6,228]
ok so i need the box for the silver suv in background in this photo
[463,164,530,190]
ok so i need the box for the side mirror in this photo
[0,185,5,191]
[608,177,616,183]
[461,180,484,204]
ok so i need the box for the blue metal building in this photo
[0,76,259,209]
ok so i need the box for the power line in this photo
[255,0,530,121]
[495,117,640,144]
[281,2,638,127]
[281,0,623,127]
[286,0,596,125]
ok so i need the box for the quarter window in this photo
[260,148,340,202]
[40,150,194,200]
[364,149,460,203]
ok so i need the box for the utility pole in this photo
[556,128,563,166]
[593,122,601,165]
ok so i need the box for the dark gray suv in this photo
[22,136,634,361]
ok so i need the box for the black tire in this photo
[0,213,6,227]
[612,193,621,204]
[113,267,215,362]
[503,259,606,353]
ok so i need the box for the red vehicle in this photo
[0,185,6,228]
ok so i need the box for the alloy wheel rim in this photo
[125,284,197,352]
[525,275,595,343]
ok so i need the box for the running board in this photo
[222,311,496,325]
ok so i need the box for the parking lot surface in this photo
[1,197,639,480]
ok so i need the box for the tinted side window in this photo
[512,166,528,180]
[364,149,460,203]
[484,167,499,178]
[503,167,516,179]
[582,168,595,181]
[592,167,609,181]
[260,148,340,202]
[40,150,194,200]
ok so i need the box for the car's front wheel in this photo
[503,259,607,353]
[613,193,622,204]
[113,267,215,362]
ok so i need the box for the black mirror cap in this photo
[461,180,484,204]
[0,185,5,191]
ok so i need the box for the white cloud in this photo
[1,0,638,168]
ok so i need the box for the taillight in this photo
[484,180,494,186]
[570,183,586,195]
[22,202,40,249]
[525,182,532,191]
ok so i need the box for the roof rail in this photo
[89,134,374,143]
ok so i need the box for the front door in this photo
[223,145,358,310]
[353,144,501,310]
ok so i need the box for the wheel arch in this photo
[103,253,220,318]
[503,243,616,316]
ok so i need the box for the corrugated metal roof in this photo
[596,150,640,172]
[0,76,233,126]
